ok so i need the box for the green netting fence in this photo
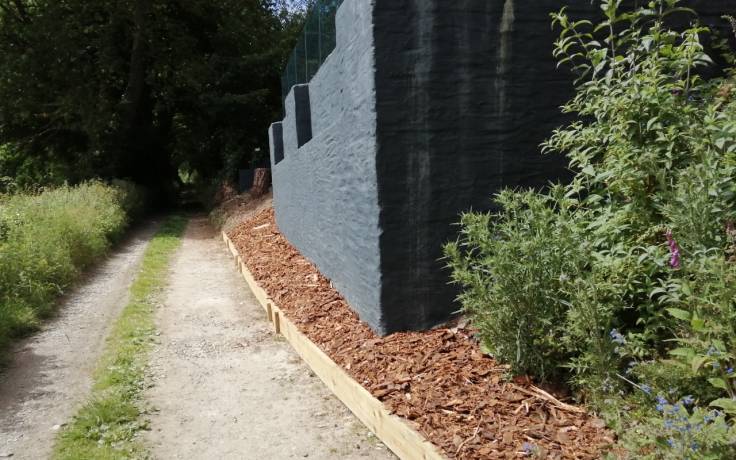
[281,0,345,107]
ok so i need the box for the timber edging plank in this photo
[221,231,447,460]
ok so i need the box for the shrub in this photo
[445,0,736,455]
[0,181,144,358]
[445,187,585,381]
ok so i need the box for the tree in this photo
[0,0,305,194]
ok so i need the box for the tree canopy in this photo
[0,0,307,192]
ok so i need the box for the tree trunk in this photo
[120,0,149,130]
[250,168,272,197]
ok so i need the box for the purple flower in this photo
[610,329,626,345]
[681,395,695,406]
[667,438,676,448]
[727,367,734,375]
[666,230,681,269]
[522,442,536,455]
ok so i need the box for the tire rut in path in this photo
[144,217,395,459]
[0,220,160,460]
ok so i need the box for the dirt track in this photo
[0,221,159,460]
[0,215,394,459]
[143,217,394,459]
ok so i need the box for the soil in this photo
[0,221,160,460]
[144,217,395,459]
[228,208,617,460]
[213,191,274,234]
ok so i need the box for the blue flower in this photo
[522,442,536,455]
[664,419,674,429]
[691,442,699,452]
[704,410,721,424]
[610,329,626,345]
[667,438,676,448]
[640,384,652,395]
[681,395,695,406]
[727,367,734,375]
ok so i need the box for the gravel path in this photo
[0,221,160,460]
[144,217,395,460]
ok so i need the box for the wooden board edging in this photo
[221,231,446,460]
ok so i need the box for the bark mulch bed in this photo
[227,208,615,459]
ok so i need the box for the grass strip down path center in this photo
[53,215,187,460]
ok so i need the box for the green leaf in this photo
[709,398,736,413]
[691,355,708,373]
[708,378,728,390]
[666,308,691,321]
[691,317,707,333]
[668,347,694,358]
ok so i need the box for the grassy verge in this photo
[0,181,145,361]
[53,215,187,460]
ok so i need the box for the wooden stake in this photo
[273,311,281,334]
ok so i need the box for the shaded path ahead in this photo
[144,217,394,459]
[0,221,160,460]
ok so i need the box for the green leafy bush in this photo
[445,0,736,456]
[445,187,586,381]
[0,181,145,359]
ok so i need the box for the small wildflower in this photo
[666,230,681,269]
[667,438,676,448]
[640,384,652,395]
[727,367,734,375]
[610,329,626,345]
[522,442,536,455]
[691,442,699,452]
[681,395,695,406]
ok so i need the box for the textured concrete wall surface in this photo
[270,0,735,335]
[371,0,603,332]
[270,0,384,329]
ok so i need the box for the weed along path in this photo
[0,221,160,460]
[144,217,394,459]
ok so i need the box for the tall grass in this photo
[0,181,144,358]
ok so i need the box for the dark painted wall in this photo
[372,0,600,332]
[270,0,385,330]
[371,0,734,333]
[271,0,735,335]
